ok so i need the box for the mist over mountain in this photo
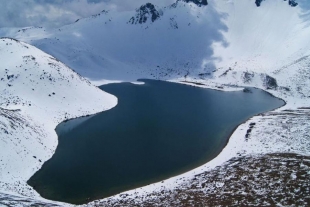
[0,0,310,206]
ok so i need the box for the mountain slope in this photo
[0,38,117,201]
[4,0,309,88]
[0,0,310,205]
[9,0,226,82]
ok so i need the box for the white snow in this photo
[0,38,116,204]
[0,0,310,206]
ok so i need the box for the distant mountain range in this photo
[0,0,310,206]
[1,0,307,88]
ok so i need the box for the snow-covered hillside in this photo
[0,38,116,203]
[2,0,308,109]
[0,0,310,205]
[2,0,308,87]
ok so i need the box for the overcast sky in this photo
[0,0,175,28]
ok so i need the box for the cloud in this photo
[0,0,175,28]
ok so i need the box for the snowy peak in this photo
[129,3,162,24]
[75,10,109,23]
[255,0,298,7]
[2,0,309,87]
[170,0,208,8]
[288,0,299,7]
[179,0,208,7]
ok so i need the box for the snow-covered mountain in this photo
[2,0,308,111]
[0,38,116,203]
[2,0,309,89]
[0,0,310,205]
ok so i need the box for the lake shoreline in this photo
[28,79,285,205]
[87,78,294,205]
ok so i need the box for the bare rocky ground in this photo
[90,153,310,207]
[2,153,309,207]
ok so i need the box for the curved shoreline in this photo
[173,80,289,155]
[85,79,291,205]
[29,79,285,205]
[1,76,306,206]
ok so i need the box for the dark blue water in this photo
[28,79,284,204]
